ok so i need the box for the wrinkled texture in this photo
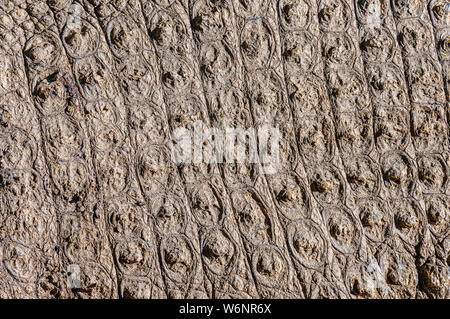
[0,0,448,299]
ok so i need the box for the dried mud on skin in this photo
[0,0,448,299]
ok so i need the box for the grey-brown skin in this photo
[0,0,448,299]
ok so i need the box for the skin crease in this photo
[0,0,447,300]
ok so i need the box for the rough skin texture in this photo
[0,0,448,299]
